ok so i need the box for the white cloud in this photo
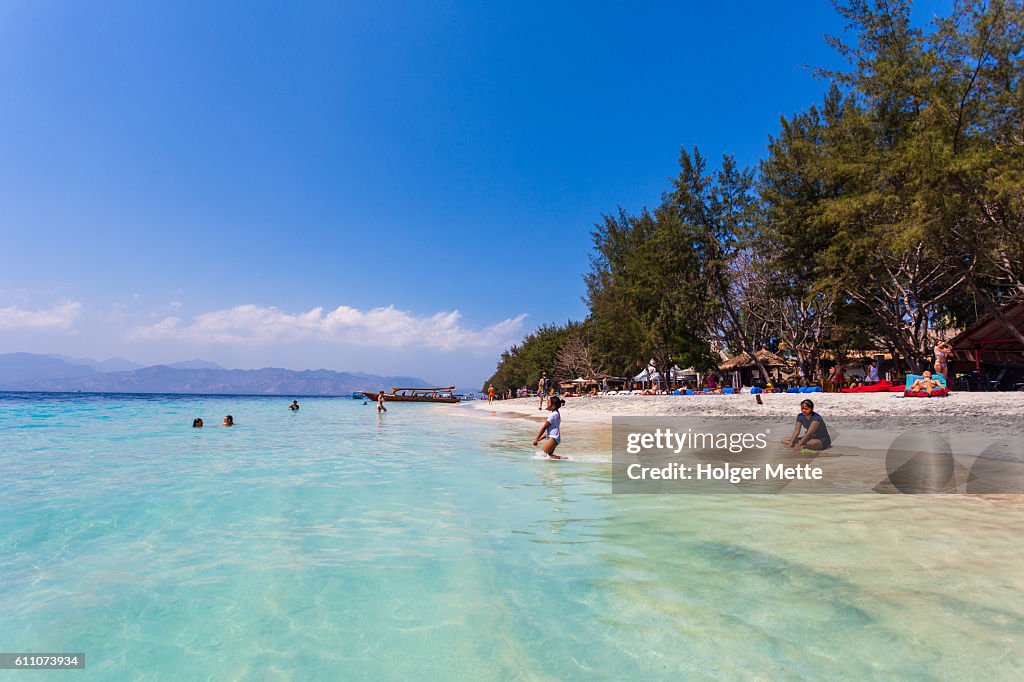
[0,301,82,330]
[129,304,527,352]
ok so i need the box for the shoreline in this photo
[456,392,1024,461]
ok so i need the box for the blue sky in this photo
[0,0,951,387]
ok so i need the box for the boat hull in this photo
[361,391,460,404]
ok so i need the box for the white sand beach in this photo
[460,392,1024,460]
[467,390,1021,423]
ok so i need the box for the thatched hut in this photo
[718,348,791,388]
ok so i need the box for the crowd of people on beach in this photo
[496,339,965,400]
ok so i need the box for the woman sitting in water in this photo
[782,399,831,450]
[532,396,566,459]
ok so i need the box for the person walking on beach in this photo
[377,391,387,413]
[488,384,495,405]
[289,400,300,411]
[533,396,566,459]
[782,399,831,451]
[538,373,550,410]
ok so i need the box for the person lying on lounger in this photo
[908,370,941,394]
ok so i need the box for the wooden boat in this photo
[360,386,460,404]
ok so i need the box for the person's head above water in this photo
[800,399,814,416]
[192,418,203,428]
[223,415,234,426]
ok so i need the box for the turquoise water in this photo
[1,393,1022,680]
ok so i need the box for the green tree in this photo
[667,148,773,381]
[585,200,719,383]
[812,0,972,370]
[483,322,582,393]
[758,90,845,378]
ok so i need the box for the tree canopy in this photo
[486,0,1023,387]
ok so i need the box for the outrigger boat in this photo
[360,387,460,404]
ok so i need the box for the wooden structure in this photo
[949,301,1024,390]
[719,348,791,388]
[360,387,460,404]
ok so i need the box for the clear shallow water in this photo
[1,393,1022,680]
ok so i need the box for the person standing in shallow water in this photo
[533,396,566,459]
[289,400,300,411]
[377,391,387,413]
[487,385,495,405]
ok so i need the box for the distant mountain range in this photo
[0,353,429,396]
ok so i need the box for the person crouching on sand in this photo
[781,399,831,451]
[533,396,565,459]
